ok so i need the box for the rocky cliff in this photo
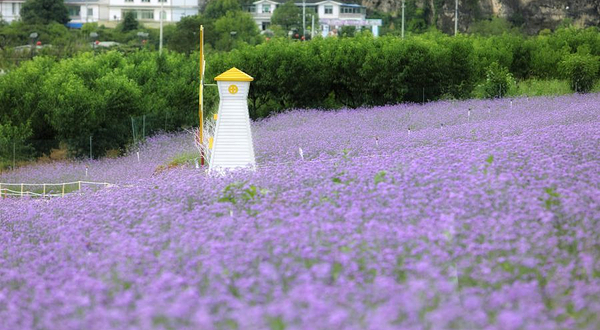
[362,0,600,34]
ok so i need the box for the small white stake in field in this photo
[209,68,256,172]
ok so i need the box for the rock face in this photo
[362,0,600,34]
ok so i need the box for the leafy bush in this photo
[0,50,204,158]
[479,62,515,98]
[2,26,600,161]
[515,79,571,97]
[120,12,139,32]
[0,121,33,167]
[559,49,600,93]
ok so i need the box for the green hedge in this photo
[1,27,599,160]
[207,27,599,117]
[0,51,205,158]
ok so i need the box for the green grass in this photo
[592,80,600,93]
[473,78,600,99]
[514,79,573,97]
[0,182,87,197]
[168,152,200,167]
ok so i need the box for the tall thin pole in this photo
[89,136,92,159]
[454,0,458,36]
[159,0,164,54]
[401,0,405,39]
[302,0,306,39]
[311,14,315,39]
[131,117,136,143]
[199,25,204,165]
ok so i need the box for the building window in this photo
[87,8,93,16]
[68,6,80,17]
[123,9,154,20]
[122,10,137,19]
[245,5,255,13]
[262,22,270,30]
[341,7,361,14]
[262,4,271,13]
[125,0,133,2]
[160,11,166,20]
[140,10,154,19]
[159,0,167,2]
[324,5,333,14]
[142,0,150,3]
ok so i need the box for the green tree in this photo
[121,11,139,32]
[481,62,515,98]
[0,56,58,155]
[271,1,301,32]
[20,0,69,25]
[204,0,241,20]
[214,11,262,51]
[43,52,143,157]
[0,121,33,167]
[339,26,356,38]
[559,47,600,93]
[168,15,215,54]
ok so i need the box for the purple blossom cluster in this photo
[1,94,599,329]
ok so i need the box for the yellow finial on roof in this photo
[214,67,254,82]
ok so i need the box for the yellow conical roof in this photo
[214,67,254,82]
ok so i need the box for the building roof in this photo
[215,68,254,82]
[253,0,362,4]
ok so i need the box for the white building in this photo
[101,0,201,26]
[0,0,202,26]
[0,0,25,23]
[64,0,202,27]
[246,0,381,37]
[65,0,100,26]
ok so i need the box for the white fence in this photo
[0,181,112,198]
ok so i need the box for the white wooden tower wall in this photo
[209,80,256,171]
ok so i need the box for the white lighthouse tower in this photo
[209,68,256,172]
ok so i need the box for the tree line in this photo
[0,27,598,164]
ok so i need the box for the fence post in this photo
[131,117,136,144]
[20,183,23,197]
[62,183,65,197]
[78,181,81,191]
[0,183,2,198]
[90,136,93,159]
[43,184,46,198]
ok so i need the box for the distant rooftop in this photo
[254,0,362,4]
[64,0,100,3]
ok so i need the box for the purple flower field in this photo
[1,94,599,329]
